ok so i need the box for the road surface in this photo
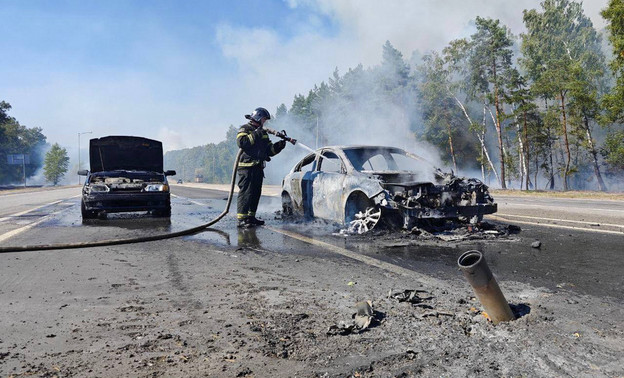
[0,185,622,377]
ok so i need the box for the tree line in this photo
[164,126,239,184]
[1,101,70,186]
[0,101,47,185]
[168,0,624,191]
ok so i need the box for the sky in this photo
[1,0,610,156]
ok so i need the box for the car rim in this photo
[348,206,381,234]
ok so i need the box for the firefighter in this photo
[236,107,287,228]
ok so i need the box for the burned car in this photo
[78,136,176,219]
[281,146,497,233]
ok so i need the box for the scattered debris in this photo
[236,367,254,377]
[415,310,455,320]
[327,300,376,336]
[353,301,374,329]
[327,322,358,336]
[436,234,469,242]
[390,289,434,305]
[531,240,542,248]
[338,220,520,242]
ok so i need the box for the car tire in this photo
[345,192,381,234]
[281,192,295,218]
[156,200,171,217]
[81,201,97,220]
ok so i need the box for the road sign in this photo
[7,154,30,165]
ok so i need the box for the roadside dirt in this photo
[490,189,624,201]
[1,231,622,377]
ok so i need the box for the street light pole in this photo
[78,131,92,184]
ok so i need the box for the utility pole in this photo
[78,131,92,184]
[22,156,26,188]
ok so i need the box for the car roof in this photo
[316,145,405,152]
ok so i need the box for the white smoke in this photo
[5,0,609,162]
[157,127,185,152]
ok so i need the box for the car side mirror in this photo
[165,170,176,176]
[78,170,89,176]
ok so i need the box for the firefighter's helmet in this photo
[245,107,271,123]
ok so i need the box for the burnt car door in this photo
[288,153,318,217]
[312,149,347,221]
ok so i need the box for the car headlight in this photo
[90,184,110,193]
[144,184,168,192]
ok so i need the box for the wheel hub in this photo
[348,207,381,234]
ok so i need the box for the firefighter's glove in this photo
[274,139,287,153]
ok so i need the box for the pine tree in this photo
[468,17,515,189]
[601,0,624,123]
[521,0,604,190]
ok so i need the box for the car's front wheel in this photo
[155,200,171,217]
[345,192,381,234]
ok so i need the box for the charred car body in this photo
[78,136,176,219]
[281,146,497,233]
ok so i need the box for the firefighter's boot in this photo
[247,216,265,226]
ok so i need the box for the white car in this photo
[281,146,497,233]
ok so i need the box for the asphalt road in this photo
[1,185,623,299]
[1,185,623,376]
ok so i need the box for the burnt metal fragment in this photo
[390,289,434,304]
[353,300,374,329]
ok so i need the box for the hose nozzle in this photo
[264,127,297,145]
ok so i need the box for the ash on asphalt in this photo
[2,191,623,377]
[167,194,624,301]
[35,192,623,301]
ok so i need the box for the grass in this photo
[490,189,624,201]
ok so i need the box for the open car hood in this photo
[89,136,163,173]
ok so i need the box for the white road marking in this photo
[500,202,624,213]
[487,215,624,235]
[0,200,63,222]
[265,226,443,286]
[496,213,624,229]
[171,194,209,207]
[0,195,80,223]
[0,186,80,198]
[0,203,73,244]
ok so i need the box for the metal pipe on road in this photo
[458,250,515,324]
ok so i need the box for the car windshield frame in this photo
[343,147,421,172]
[317,150,345,174]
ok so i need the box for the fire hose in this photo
[0,149,244,253]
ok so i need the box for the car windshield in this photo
[343,148,423,172]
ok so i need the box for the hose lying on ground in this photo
[0,150,243,253]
